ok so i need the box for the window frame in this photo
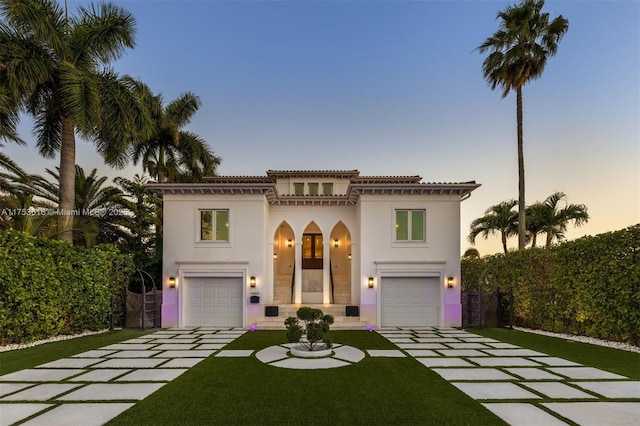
[394,209,426,243]
[196,208,230,244]
[308,182,319,196]
[322,183,333,195]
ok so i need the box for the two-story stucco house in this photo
[148,170,479,329]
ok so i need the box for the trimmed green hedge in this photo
[462,225,640,345]
[0,230,133,344]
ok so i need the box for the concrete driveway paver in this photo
[437,349,488,357]
[432,368,516,381]
[416,358,474,367]
[155,350,215,358]
[152,343,197,350]
[215,350,253,357]
[68,369,131,382]
[367,350,405,357]
[521,382,597,399]
[72,350,116,358]
[547,367,627,380]
[572,381,640,399]
[19,403,134,426]
[541,402,640,426]
[529,356,581,366]
[503,368,565,380]
[116,369,188,382]
[106,350,162,358]
[0,383,34,398]
[0,403,53,426]
[404,350,439,357]
[468,357,541,367]
[1,384,80,401]
[91,358,167,369]
[36,358,103,369]
[483,349,547,357]
[482,403,569,426]
[58,383,166,401]
[0,369,85,382]
[100,344,158,350]
[161,358,207,368]
[453,382,541,400]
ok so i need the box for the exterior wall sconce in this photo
[250,276,256,287]
[273,253,278,260]
[368,277,374,288]
[348,253,352,260]
[334,239,339,247]
[287,239,292,247]
[447,276,455,288]
[169,276,176,288]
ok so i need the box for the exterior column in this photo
[323,240,331,304]
[294,240,302,304]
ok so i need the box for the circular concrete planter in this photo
[290,344,332,358]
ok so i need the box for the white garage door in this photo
[381,277,439,327]
[186,277,243,327]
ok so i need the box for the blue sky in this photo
[4,0,639,255]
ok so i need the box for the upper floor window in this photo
[308,183,319,196]
[395,209,425,241]
[294,183,304,195]
[322,183,333,195]
[200,209,229,241]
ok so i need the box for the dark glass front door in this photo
[302,234,323,269]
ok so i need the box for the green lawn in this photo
[106,330,506,426]
[0,329,154,375]
[471,327,640,380]
[3,327,637,425]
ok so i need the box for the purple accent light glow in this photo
[364,325,375,332]
[248,325,259,331]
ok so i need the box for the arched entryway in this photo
[329,222,352,304]
[301,221,323,303]
[273,222,295,304]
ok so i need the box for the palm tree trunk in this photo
[158,145,165,183]
[501,232,508,254]
[57,116,76,243]
[516,86,526,250]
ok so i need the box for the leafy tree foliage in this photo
[131,88,220,182]
[468,199,518,254]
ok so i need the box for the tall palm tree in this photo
[132,89,220,182]
[0,0,150,243]
[529,192,589,247]
[477,0,569,250]
[468,200,518,254]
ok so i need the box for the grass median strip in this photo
[106,330,506,426]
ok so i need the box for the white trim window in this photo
[200,209,229,241]
[395,209,425,242]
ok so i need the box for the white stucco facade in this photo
[148,170,479,329]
